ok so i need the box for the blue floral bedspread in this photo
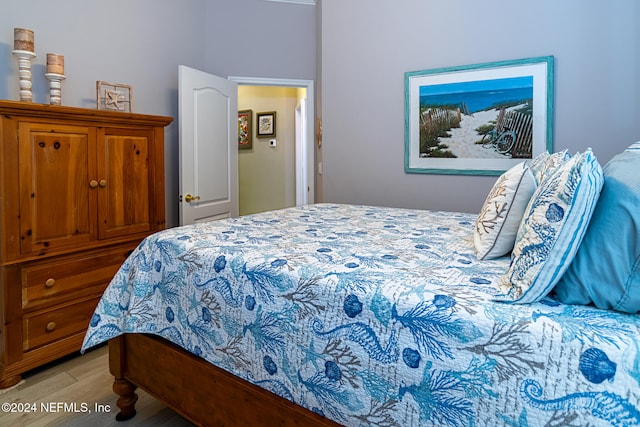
[82,203,640,427]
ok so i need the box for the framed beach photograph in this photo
[256,111,276,137]
[238,109,253,149]
[405,56,554,175]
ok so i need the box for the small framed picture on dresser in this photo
[96,81,133,112]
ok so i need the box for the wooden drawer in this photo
[22,249,129,309]
[23,296,101,351]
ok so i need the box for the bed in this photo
[82,147,640,427]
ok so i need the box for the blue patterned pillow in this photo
[553,142,640,312]
[496,149,603,304]
[528,149,571,185]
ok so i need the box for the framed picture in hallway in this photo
[404,56,554,175]
[256,111,276,137]
[238,109,253,149]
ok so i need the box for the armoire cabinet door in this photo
[18,123,98,255]
[97,128,155,239]
[0,99,172,389]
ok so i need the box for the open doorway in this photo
[229,77,314,216]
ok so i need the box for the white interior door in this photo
[179,65,238,225]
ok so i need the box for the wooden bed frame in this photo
[109,334,341,426]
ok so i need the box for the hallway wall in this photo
[238,86,300,215]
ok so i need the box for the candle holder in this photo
[45,73,66,105]
[12,50,36,102]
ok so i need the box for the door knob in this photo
[184,194,200,203]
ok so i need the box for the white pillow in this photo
[496,149,603,304]
[474,162,536,259]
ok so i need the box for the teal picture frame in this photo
[404,56,554,175]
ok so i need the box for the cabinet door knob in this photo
[99,179,107,187]
[89,180,99,188]
[44,278,56,288]
[184,194,201,203]
[46,322,57,332]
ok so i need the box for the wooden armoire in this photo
[0,100,172,387]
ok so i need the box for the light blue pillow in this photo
[496,149,603,304]
[553,142,640,313]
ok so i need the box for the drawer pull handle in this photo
[89,180,99,188]
[46,322,57,332]
[44,278,56,288]
[99,179,107,187]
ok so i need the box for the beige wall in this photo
[238,86,301,215]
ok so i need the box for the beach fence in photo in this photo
[490,108,533,158]
[420,107,461,141]
[503,110,532,158]
[421,107,461,129]
[419,107,462,156]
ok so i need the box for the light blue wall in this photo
[203,0,316,80]
[0,0,316,227]
[0,0,208,113]
[320,0,640,213]
[5,1,636,220]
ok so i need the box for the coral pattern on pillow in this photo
[528,149,571,185]
[474,161,536,259]
[496,149,603,303]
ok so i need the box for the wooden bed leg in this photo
[0,374,22,389]
[112,378,138,421]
